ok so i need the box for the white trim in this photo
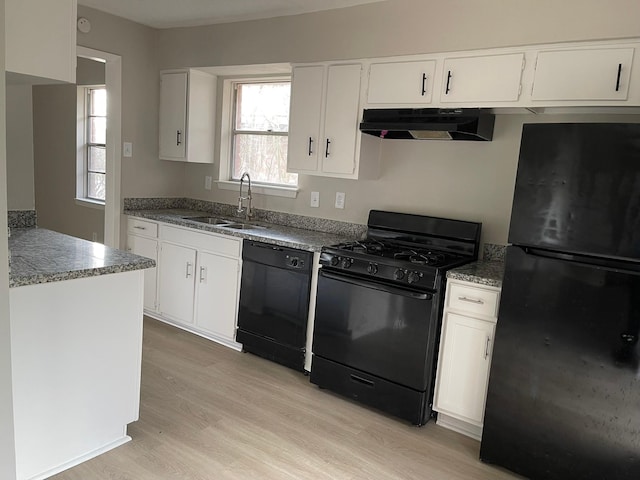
[74,198,105,210]
[77,47,122,249]
[216,180,298,198]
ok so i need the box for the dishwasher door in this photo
[237,241,313,371]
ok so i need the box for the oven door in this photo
[312,269,437,391]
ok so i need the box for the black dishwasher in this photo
[236,240,313,372]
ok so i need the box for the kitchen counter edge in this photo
[125,209,358,252]
[447,260,504,289]
[9,228,156,288]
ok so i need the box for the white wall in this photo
[76,5,184,199]
[5,85,34,210]
[155,0,640,245]
[0,0,19,475]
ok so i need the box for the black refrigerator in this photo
[480,123,640,480]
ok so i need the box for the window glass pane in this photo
[90,88,107,116]
[232,134,296,186]
[88,172,106,201]
[90,117,107,144]
[88,146,106,173]
[235,83,290,132]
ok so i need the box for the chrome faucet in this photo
[237,172,253,220]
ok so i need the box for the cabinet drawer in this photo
[127,218,158,238]
[447,282,499,318]
[162,225,241,258]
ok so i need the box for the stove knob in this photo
[290,257,299,267]
[367,263,378,275]
[408,271,421,284]
[330,256,340,266]
[394,269,405,280]
[341,257,352,269]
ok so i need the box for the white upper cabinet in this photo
[367,60,437,105]
[322,64,363,176]
[159,69,216,163]
[287,63,379,179]
[287,65,325,173]
[440,53,525,104]
[5,0,77,84]
[531,47,634,101]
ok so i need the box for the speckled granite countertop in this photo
[125,209,360,252]
[447,260,505,288]
[9,228,156,288]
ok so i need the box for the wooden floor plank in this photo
[51,317,521,480]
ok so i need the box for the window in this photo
[77,86,107,204]
[230,81,296,187]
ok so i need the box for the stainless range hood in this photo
[359,108,495,141]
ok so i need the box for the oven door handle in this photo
[320,270,432,300]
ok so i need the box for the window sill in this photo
[75,198,105,210]
[216,181,298,199]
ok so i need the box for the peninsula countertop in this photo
[125,209,362,252]
[9,227,156,288]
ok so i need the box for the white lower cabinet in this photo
[158,242,197,324]
[126,218,159,312]
[157,225,242,349]
[194,251,240,340]
[434,278,501,440]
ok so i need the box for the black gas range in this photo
[311,210,481,425]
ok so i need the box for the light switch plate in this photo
[335,192,345,209]
[204,176,212,190]
[123,142,133,157]
[310,191,320,208]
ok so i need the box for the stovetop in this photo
[320,238,473,291]
[329,239,465,267]
[319,210,481,291]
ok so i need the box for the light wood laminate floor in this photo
[53,317,521,480]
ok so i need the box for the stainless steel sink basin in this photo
[222,223,268,230]
[183,216,232,225]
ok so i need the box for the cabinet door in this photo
[159,72,188,160]
[158,242,196,324]
[5,0,76,83]
[367,60,437,104]
[322,64,362,175]
[287,65,324,173]
[127,234,158,312]
[435,312,495,424]
[531,48,634,101]
[194,252,240,340]
[441,53,524,103]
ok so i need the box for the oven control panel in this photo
[320,251,436,290]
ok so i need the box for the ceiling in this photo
[78,0,388,29]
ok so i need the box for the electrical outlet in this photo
[123,142,133,157]
[335,192,346,209]
[205,176,212,190]
[310,191,320,208]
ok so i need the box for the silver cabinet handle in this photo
[133,226,146,230]
[458,296,484,304]
[484,336,491,359]
[186,262,193,278]
[176,129,182,146]
[199,266,206,283]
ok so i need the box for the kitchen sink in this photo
[183,216,232,225]
[222,223,268,230]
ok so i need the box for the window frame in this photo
[76,85,107,208]
[218,75,298,198]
